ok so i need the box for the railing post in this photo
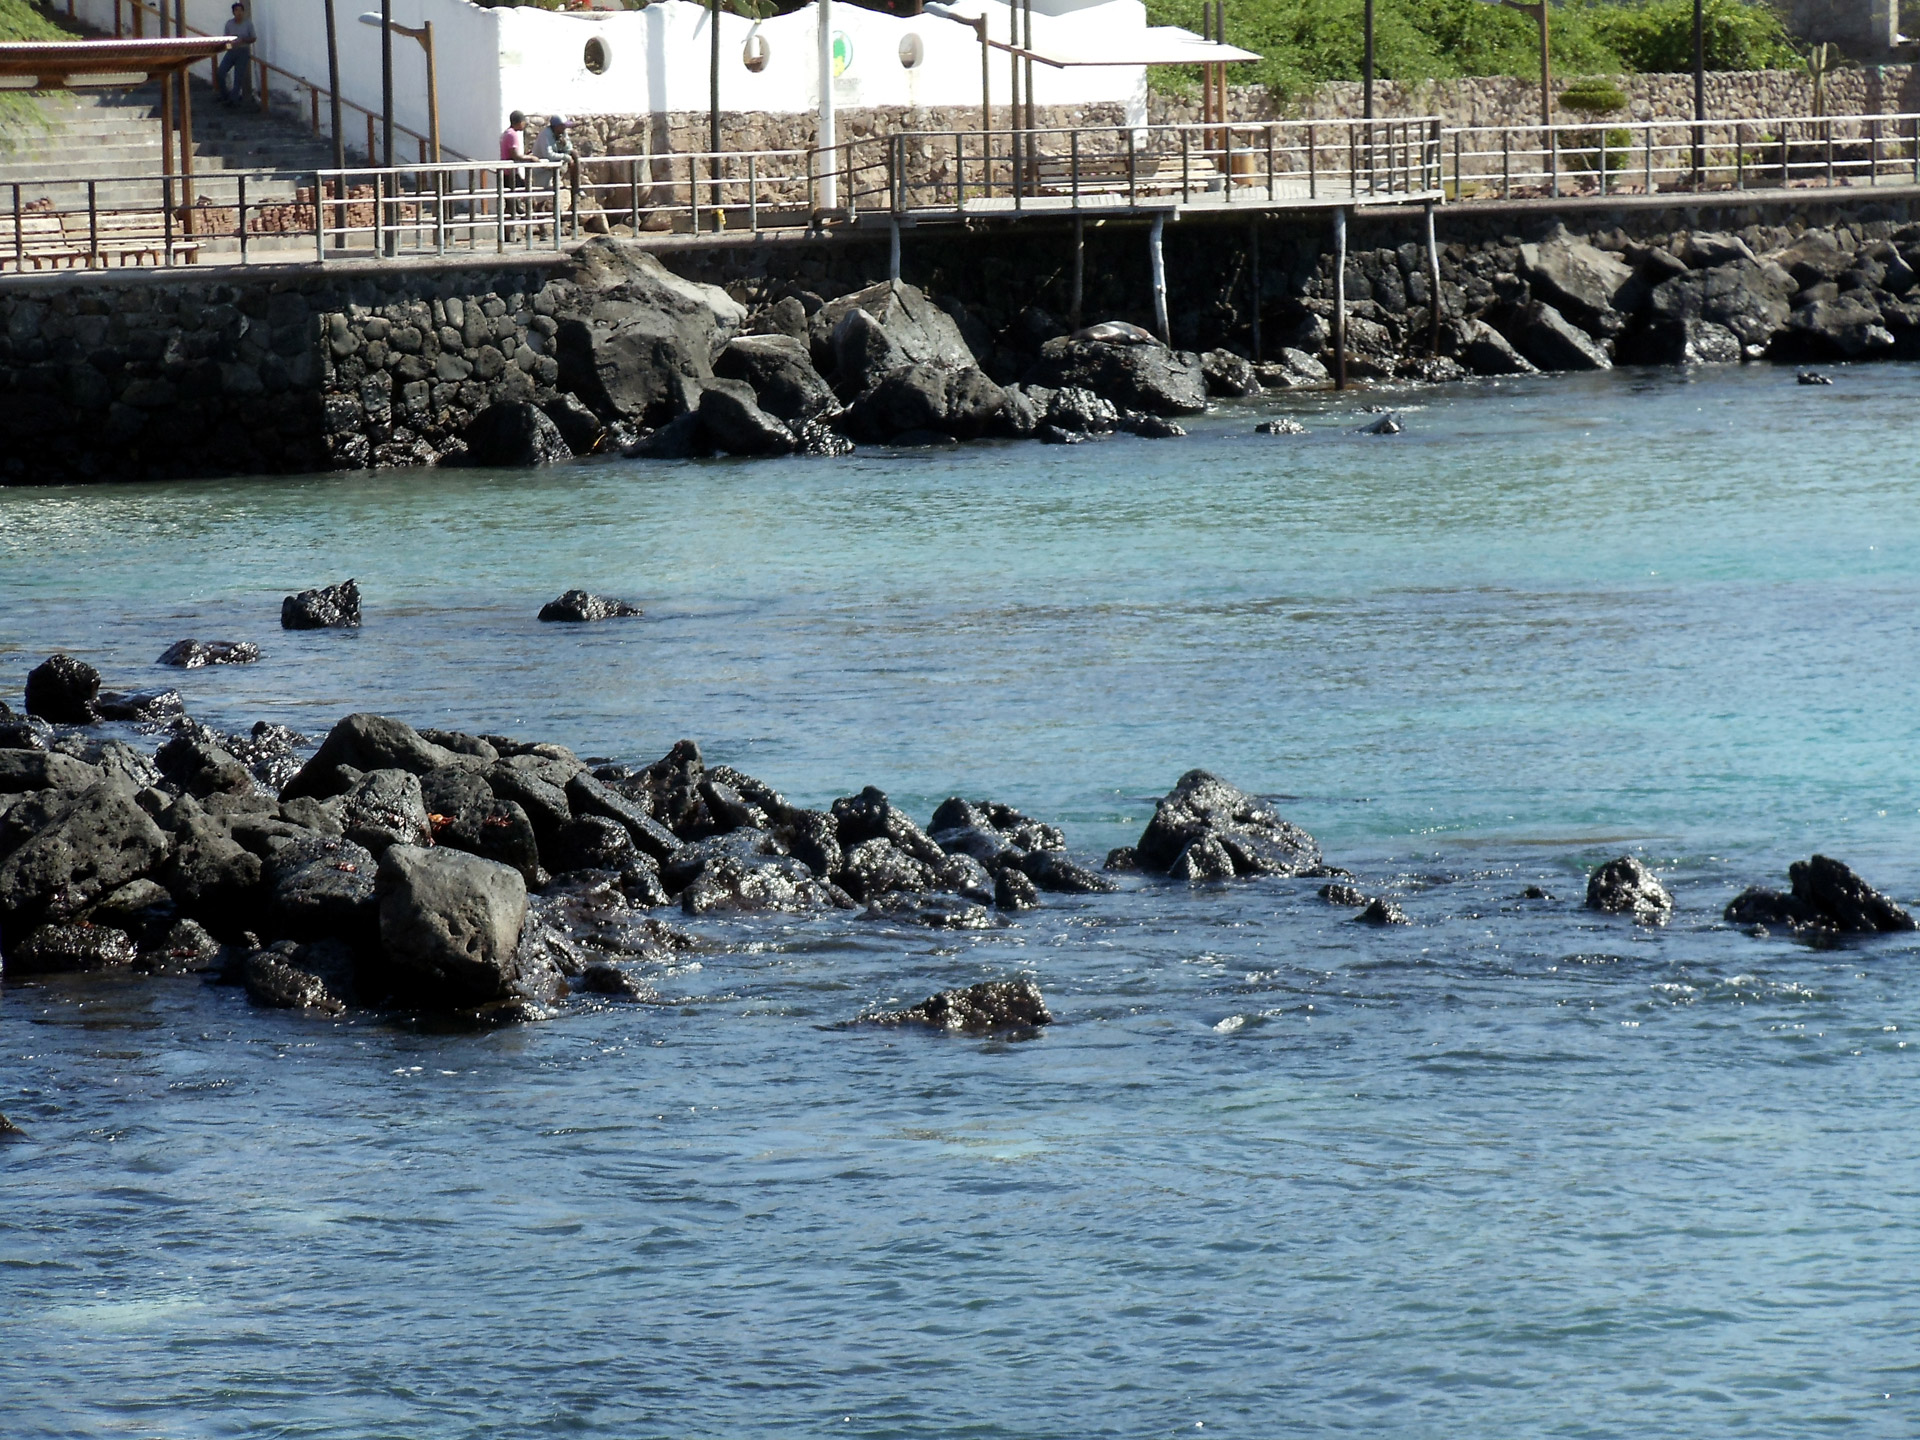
[87,178,99,268]
[1070,127,1080,209]
[748,153,759,232]
[1502,129,1510,199]
[1128,128,1138,208]
[1308,122,1316,199]
[435,169,446,254]
[1265,123,1274,201]
[313,172,325,261]
[1452,126,1460,197]
[1647,125,1655,194]
[237,173,248,263]
[12,183,22,271]
[1826,120,1834,187]
[552,165,562,249]
[630,157,640,230]
[1181,126,1190,198]
[1548,124,1558,198]
[1736,121,1744,189]
[162,173,173,267]
[1870,118,1879,184]
[495,168,505,251]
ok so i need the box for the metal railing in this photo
[846,119,1446,217]
[1446,112,1920,200]
[10,110,1920,274]
[1,170,318,271]
[570,146,825,237]
[314,163,567,259]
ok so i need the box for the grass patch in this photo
[0,0,73,144]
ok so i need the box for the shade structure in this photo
[0,38,235,241]
[0,37,229,87]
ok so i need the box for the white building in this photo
[66,0,1200,163]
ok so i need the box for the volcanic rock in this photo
[281,579,361,630]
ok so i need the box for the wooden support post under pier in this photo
[1070,215,1084,331]
[1149,212,1169,343]
[1425,200,1442,357]
[1332,205,1347,390]
[1249,221,1262,362]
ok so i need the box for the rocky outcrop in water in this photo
[538,591,642,623]
[281,579,361,631]
[0,664,1142,1022]
[1586,855,1674,925]
[1110,770,1321,881]
[157,641,261,669]
[861,978,1052,1033]
[24,655,100,725]
[1726,854,1916,939]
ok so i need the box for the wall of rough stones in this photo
[1153,66,1920,129]
[0,258,569,484]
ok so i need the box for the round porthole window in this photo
[898,33,924,68]
[584,37,611,74]
[742,32,770,72]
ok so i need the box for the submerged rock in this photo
[0,1113,23,1140]
[24,654,100,725]
[9,920,139,974]
[538,590,643,623]
[864,977,1051,1033]
[1354,897,1410,926]
[1585,855,1673,925]
[281,579,361,631]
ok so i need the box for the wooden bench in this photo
[1033,151,1224,196]
[2,210,198,270]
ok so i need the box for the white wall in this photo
[67,0,1150,162]
[492,0,1149,124]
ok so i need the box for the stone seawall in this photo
[5,187,1920,485]
[0,257,569,483]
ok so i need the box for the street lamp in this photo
[358,9,439,162]
[1363,0,1373,120]
[1480,0,1550,126]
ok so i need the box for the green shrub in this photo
[1558,77,1629,115]
[1585,0,1800,71]
[1145,0,1803,101]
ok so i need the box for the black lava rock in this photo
[24,654,100,724]
[158,640,261,668]
[282,579,361,630]
[1585,855,1673,925]
[865,977,1051,1033]
[538,590,643,622]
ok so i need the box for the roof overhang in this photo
[0,38,231,90]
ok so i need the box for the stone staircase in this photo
[0,75,344,263]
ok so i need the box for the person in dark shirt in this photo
[216,3,256,106]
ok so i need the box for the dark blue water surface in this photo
[2,364,1918,1438]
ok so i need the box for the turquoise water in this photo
[3,363,1919,1437]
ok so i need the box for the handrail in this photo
[106,0,461,162]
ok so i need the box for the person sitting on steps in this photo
[216,3,255,106]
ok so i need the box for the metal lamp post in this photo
[358,10,438,161]
[1692,0,1705,178]
[1363,0,1374,120]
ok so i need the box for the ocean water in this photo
[2,363,1918,1438]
